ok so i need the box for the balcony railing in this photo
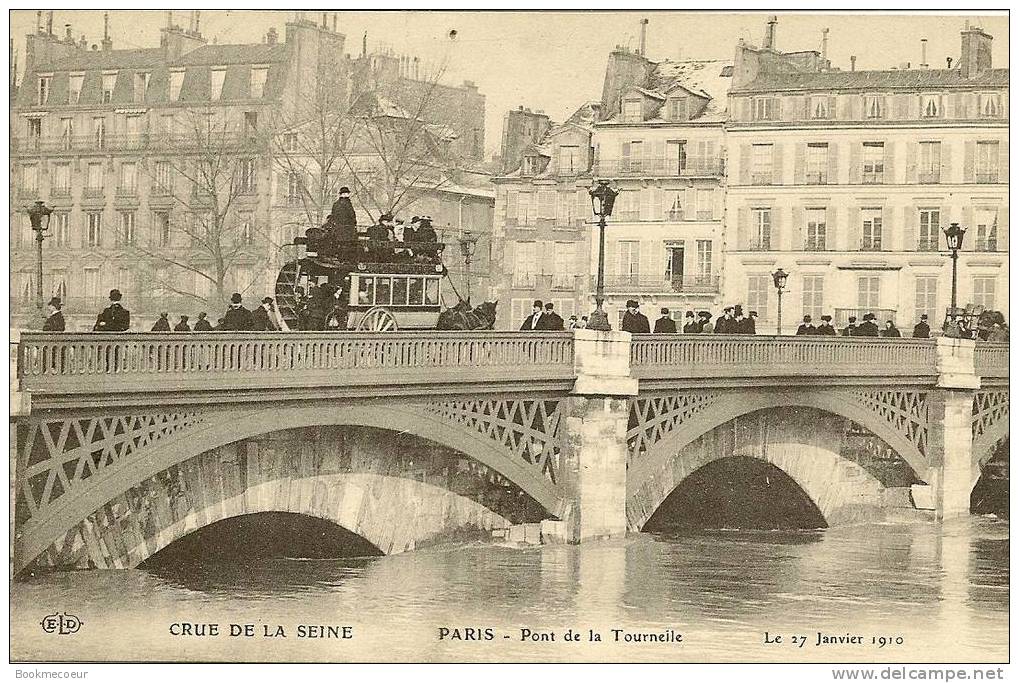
[975,239,998,252]
[975,171,1000,184]
[82,187,105,198]
[50,186,72,197]
[593,275,719,294]
[630,336,939,381]
[974,343,1009,379]
[594,157,723,178]
[15,332,577,397]
[116,186,138,197]
[918,172,941,184]
[917,239,939,252]
[13,132,269,155]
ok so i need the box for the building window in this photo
[915,277,938,324]
[975,141,999,183]
[864,95,885,119]
[975,208,998,252]
[862,142,884,184]
[281,132,299,152]
[857,276,881,310]
[918,209,940,252]
[239,158,257,193]
[972,278,996,310]
[134,72,150,103]
[20,164,38,195]
[666,140,687,175]
[617,240,640,285]
[558,145,580,175]
[920,94,941,118]
[101,72,117,103]
[750,208,771,251]
[124,114,143,140]
[805,208,826,251]
[154,161,173,194]
[244,111,259,135]
[119,162,137,194]
[978,93,1002,118]
[154,211,171,246]
[537,191,556,220]
[59,117,73,148]
[556,192,575,227]
[84,267,101,303]
[621,140,644,174]
[696,240,712,282]
[663,190,684,221]
[805,143,828,184]
[170,70,185,101]
[53,212,70,247]
[752,97,777,121]
[919,141,941,184]
[668,97,688,121]
[521,156,543,176]
[552,242,576,289]
[86,212,103,247]
[27,118,42,141]
[861,209,883,251]
[512,241,538,288]
[751,144,773,184]
[86,163,104,193]
[622,99,642,122]
[516,191,534,226]
[747,275,770,319]
[51,271,67,302]
[92,117,106,149]
[251,67,268,98]
[239,214,255,245]
[120,211,136,246]
[68,74,83,103]
[211,68,227,100]
[160,114,175,138]
[695,189,713,221]
[37,75,51,105]
[616,190,639,222]
[802,276,825,319]
[286,172,302,204]
[810,95,831,119]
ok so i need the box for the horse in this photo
[436,300,498,330]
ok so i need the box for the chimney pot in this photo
[47,11,54,36]
[850,55,856,71]
[947,56,953,68]
[65,24,72,41]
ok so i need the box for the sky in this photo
[10,10,1009,158]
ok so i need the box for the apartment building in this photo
[724,21,1008,330]
[590,54,730,325]
[490,102,599,329]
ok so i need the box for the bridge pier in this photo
[929,338,980,520]
[562,329,638,543]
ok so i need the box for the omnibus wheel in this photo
[357,306,398,332]
[274,260,302,330]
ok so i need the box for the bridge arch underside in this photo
[627,405,928,531]
[20,405,563,573]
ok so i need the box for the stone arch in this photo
[16,403,565,574]
[628,405,890,531]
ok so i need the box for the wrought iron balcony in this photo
[592,274,719,294]
[13,132,269,155]
[594,157,723,178]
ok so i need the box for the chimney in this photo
[332,13,337,32]
[960,25,993,78]
[638,18,648,57]
[413,56,419,80]
[36,11,42,33]
[821,28,829,63]
[920,38,929,68]
[195,10,201,35]
[166,11,172,29]
[101,11,112,50]
[188,10,195,33]
[850,55,856,71]
[266,27,278,45]
[78,34,86,49]
[763,15,778,50]
[322,12,327,28]
[47,11,54,35]
[64,24,72,42]
[362,32,367,57]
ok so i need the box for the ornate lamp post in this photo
[458,229,479,305]
[27,200,53,315]
[771,267,789,335]
[942,222,967,319]
[588,180,619,332]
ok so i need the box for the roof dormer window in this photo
[37,75,51,105]
[920,94,942,119]
[810,95,832,120]
[522,156,542,176]
[68,73,84,104]
[134,72,150,104]
[865,95,885,119]
[622,98,642,122]
[101,72,117,104]
[251,66,268,98]
[979,92,1001,118]
[170,70,185,102]
[668,97,689,121]
[211,67,227,100]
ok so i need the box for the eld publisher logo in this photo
[40,613,83,635]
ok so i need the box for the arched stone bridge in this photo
[10,331,1008,573]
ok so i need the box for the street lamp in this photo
[27,200,53,315]
[942,222,967,319]
[771,267,789,335]
[458,229,479,305]
[588,179,619,332]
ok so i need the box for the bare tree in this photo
[126,108,270,312]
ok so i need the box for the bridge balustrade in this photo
[974,343,1010,379]
[16,332,575,396]
[630,335,940,380]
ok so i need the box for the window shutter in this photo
[800,96,809,120]
[940,141,952,183]
[954,93,969,119]
[793,143,806,184]
[962,207,974,251]
[905,141,917,184]
[883,141,895,184]
[685,187,696,220]
[772,142,784,185]
[848,142,861,184]
[826,207,837,251]
[737,207,749,250]
[739,143,751,185]
[827,142,839,184]
[963,141,975,182]
[621,141,631,160]
[540,239,555,276]
[903,206,918,252]
[505,190,517,220]
[652,139,665,163]
[998,206,1009,252]
[848,206,861,251]
[640,187,656,222]
[999,138,1009,179]
[894,95,910,119]
[605,239,618,276]
[827,95,837,120]
[943,93,955,119]
[792,206,805,250]
[739,97,750,122]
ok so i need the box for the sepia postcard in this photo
[8,8,1009,670]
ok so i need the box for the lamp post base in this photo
[587,308,612,332]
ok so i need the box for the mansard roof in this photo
[733,67,1009,93]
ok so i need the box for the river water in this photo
[11,517,1007,663]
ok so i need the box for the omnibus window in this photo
[357,277,374,305]
[424,277,440,305]
[408,278,424,305]
[393,277,409,305]
[375,277,392,305]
